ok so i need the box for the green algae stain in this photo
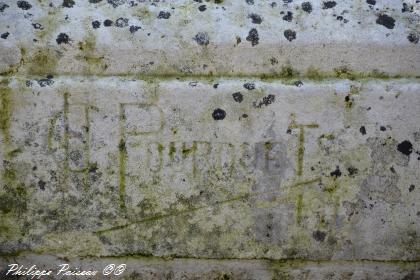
[0,83,12,143]
[295,193,303,225]
[0,213,22,241]
[279,65,299,79]
[77,33,107,74]
[303,66,392,81]
[34,7,61,42]
[296,128,305,177]
[334,66,357,80]
[323,179,339,194]
[182,145,195,157]
[71,70,405,82]
[0,48,25,75]
[0,164,27,241]
[47,115,58,150]
[306,67,323,81]
[169,143,176,158]
[27,49,59,75]
[369,69,390,79]
[0,173,27,215]
[7,148,22,158]
[264,142,273,151]
[0,82,27,241]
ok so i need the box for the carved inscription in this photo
[125,141,287,175]
[47,93,322,212]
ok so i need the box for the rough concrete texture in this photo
[1,0,420,279]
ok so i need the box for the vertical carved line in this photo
[83,105,91,190]
[297,126,305,177]
[63,92,70,188]
[118,104,127,210]
[296,193,303,225]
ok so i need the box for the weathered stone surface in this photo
[0,0,419,76]
[1,77,419,263]
[0,254,419,280]
[1,0,420,278]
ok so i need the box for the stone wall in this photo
[0,0,419,279]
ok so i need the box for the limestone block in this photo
[0,0,419,76]
[1,77,419,262]
[1,0,420,278]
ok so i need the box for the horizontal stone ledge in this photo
[0,0,419,76]
[0,254,419,280]
[1,77,419,261]
[1,72,417,81]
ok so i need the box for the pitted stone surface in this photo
[0,0,419,76]
[0,77,419,263]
